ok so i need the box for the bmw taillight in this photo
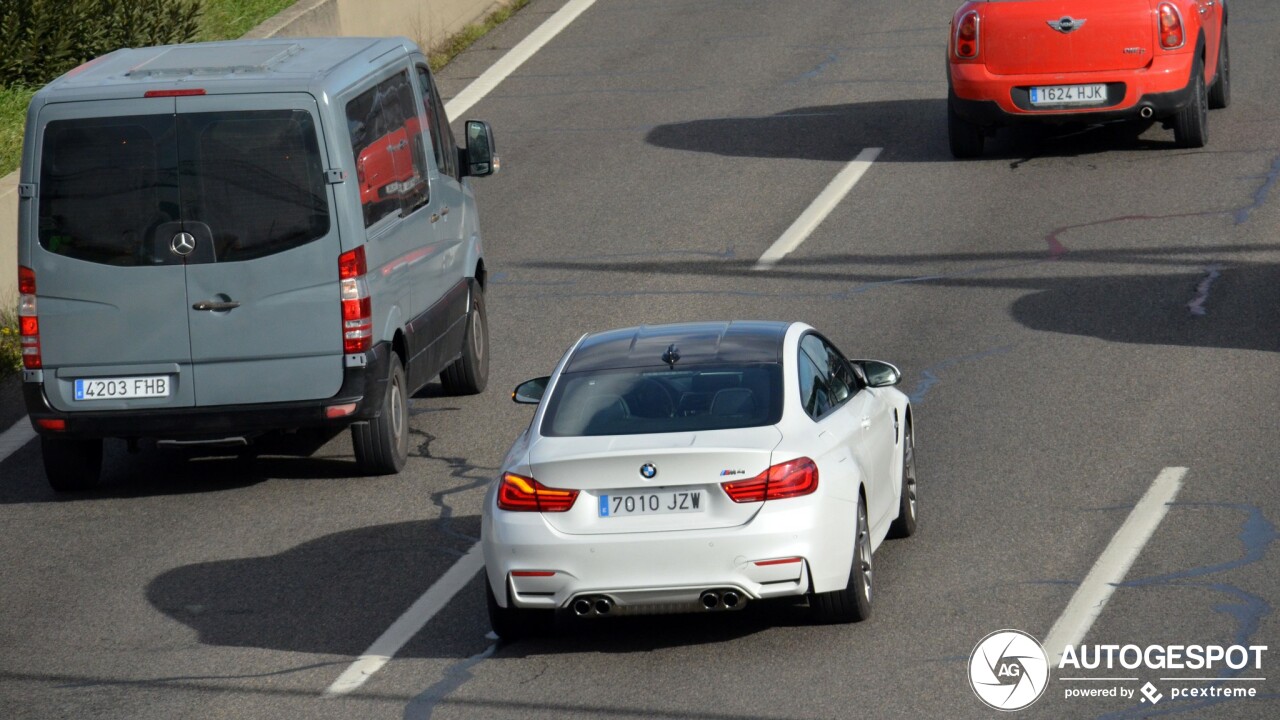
[721,457,819,503]
[1158,3,1185,49]
[497,473,579,512]
[954,11,980,60]
[339,247,372,354]
[18,266,40,369]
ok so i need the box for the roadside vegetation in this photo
[0,308,20,375]
[429,0,530,71]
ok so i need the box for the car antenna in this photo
[662,343,680,368]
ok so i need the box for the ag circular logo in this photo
[639,463,657,479]
[969,629,1050,711]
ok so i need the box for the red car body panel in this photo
[948,0,1225,122]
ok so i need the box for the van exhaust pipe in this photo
[700,591,720,609]
[573,598,592,616]
[1139,106,1154,119]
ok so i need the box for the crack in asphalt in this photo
[906,345,1014,405]
[1186,264,1223,316]
[403,643,498,720]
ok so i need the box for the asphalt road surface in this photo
[3,1,1278,718]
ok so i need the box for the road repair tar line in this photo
[326,2,601,697]
[0,417,36,465]
[1042,467,1188,666]
[325,543,485,696]
[753,147,882,271]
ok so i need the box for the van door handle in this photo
[430,212,440,223]
[192,300,240,312]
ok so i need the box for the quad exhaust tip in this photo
[594,597,613,615]
[572,598,592,616]
[700,591,720,609]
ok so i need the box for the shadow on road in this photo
[645,100,1180,163]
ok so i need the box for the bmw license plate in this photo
[74,376,170,401]
[599,490,703,517]
[1029,84,1107,105]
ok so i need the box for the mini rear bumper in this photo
[22,343,392,440]
[482,493,855,611]
[948,53,1197,127]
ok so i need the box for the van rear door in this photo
[33,98,197,412]
[175,94,344,406]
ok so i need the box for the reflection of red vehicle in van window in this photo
[355,115,424,206]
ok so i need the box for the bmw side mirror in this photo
[463,120,498,177]
[512,376,549,404]
[851,360,901,388]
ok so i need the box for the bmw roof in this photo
[564,321,789,373]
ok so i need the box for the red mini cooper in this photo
[946,0,1229,157]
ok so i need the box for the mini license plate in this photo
[1029,84,1107,105]
[74,376,170,401]
[599,490,704,517]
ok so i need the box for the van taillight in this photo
[1158,3,1185,49]
[722,457,820,503]
[954,11,980,60]
[18,266,40,370]
[339,248,372,354]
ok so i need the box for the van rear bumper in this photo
[23,344,392,440]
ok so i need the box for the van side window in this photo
[179,110,330,262]
[346,70,430,228]
[416,66,458,180]
[38,115,179,266]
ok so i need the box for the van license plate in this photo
[74,376,170,401]
[599,491,704,517]
[1030,84,1107,105]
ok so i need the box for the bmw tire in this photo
[810,493,873,624]
[888,421,918,539]
[486,577,554,641]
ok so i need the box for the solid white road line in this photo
[753,147,882,271]
[0,417,36,464]
[324,543,485,697]
[445,0,600,120]
[1042,467,1188,666]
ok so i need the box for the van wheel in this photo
[352,353,409,475]
[440,287,489,395]
[42,436,103,492]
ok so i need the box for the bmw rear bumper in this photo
[22,343,392,440]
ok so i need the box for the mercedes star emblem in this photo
[170,232,197,257]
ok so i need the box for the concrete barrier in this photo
[1,0,511,304]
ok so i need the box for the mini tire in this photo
[887,420,918,539]
[1208,27,1230,109]
[486,577,554,641]
[810,493,873,624]
[1173,56,1209,148]
[440,285,489,395]
[352,352,409,475]
[948,100,985,159]
[42,436,103,492]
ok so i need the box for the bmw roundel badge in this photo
[639,463,658,479]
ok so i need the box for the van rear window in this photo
[39,110,329,265]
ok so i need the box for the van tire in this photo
[352,353,409,475]
[42,436,103,492]
[440,286,489,395]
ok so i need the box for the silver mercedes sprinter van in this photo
[16,38,498,490]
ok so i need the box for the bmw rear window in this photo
[540,364,783,437]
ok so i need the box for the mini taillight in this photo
[497,473,579,512]
[722,457,820,503]
[1158,3,1185,49]
[338,247,372,354]
[18,266,40,369]
[143,88,206,97]
[35,418,66,431]
[955,11,980,59]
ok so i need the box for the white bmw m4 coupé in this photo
[481,321,918,639]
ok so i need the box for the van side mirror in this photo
[462,120,498,177]
[512,376,549,404]
[850,360,901,388]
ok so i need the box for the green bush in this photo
[0,0,202,88]
[0,310,20,376]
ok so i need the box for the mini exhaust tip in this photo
[721,591,740,608]
[594,598,613,615]
[700,591,720,609]
[1140,106,1154,119]
[572,598,592,616]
